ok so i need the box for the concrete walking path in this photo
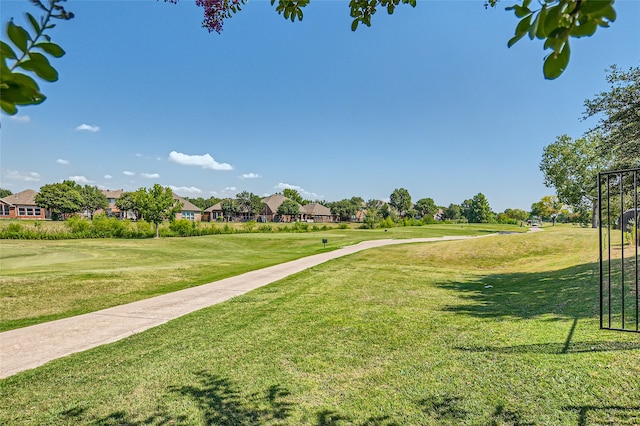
[0,235,483,379]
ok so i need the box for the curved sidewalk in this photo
[0,235,481,379]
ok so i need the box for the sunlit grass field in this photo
[1,225,638,424]
[0,223,515,331]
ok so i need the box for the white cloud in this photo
[168,151,233,171]
[169,185,202,195]
[123,171,135,176]
[223,187,237,192]
[56,158,69,165]
[104,175,113,179]
[76,123,100,132]
[4,170,41,182]
[141,173,160,178]
[240,173,261,179]
[10,115,30,123]
[69,175,94,184]
[274,182,321,200]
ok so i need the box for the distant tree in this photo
[504,208,529,221]
[583,65,640,170]
[329,198,359,222]
[467,193,493,223]
[115,192,139,220]
[283,188,305,205]
[389,188,411,217]
[444,203,462,220]
[414,197,438,218]
[540,133,609,228]
[133,184,181,238]
[220,198,238,222]
[0,188,12,198]
[531,195,562,221]
[460,199,473,221]
[277,199,300,219]
[35,180,83,219]
[80,185,108,219]
[363,199,384,228]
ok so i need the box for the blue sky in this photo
[1,0,639,211]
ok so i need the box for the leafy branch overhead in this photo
[166,0,617,79]
[506,0,616,79]
[0,0,73,115]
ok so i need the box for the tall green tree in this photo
[444,203,462,220]
[277,199,300,219]
[220,198,238,222]
[80,185,108,219]
[0,188,12,198]
[389,188,411,218]
[583,65,640,169]
[35,180,83,219]
[503,208,529,221]
[414,197,438,218]
[133,184,181,238]
[530,195,562,221]
[540,133,610,227]
[467,193,493,223]
[283,188,305,205]
[115,191,139,220]
[236,191,265,219]
[329,198,360,222]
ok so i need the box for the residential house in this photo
[173,194,201,221]
[299,203,333,222]
[101,189,124,218]
[260,194,288,222]
[203,202,224,222]
[0,189,51,220]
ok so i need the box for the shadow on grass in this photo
[439,261,602,321]
[563,404,640,426]
[417,394,536,425]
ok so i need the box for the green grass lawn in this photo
[0,223,518,331]
[1,225,638,424]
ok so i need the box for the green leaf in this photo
[600,4,616,21]
[1,41,17,59]
[7,21,31,54]
[570,19,598,37]
[514,14,532,37]
[543,43,570,80]
[26,13,41,34]
[35,42,65,58]
[508,32,526,48]
[535,5,548,38]
[20,52,58,82]
[0,98,18,115]
[579,0,613,15]
[543,4,562,36]
[351,19,359,31]
[514,4,531,18]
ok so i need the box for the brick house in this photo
[299,202,333,222]
[173,194,201,221]
[0,189,51,220]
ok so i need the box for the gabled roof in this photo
[204,202,223,213]
[261,194,288,214]
[300,202,331,216]
[102,189,124,199]
[0,189,38,206]
[173,194,200,212]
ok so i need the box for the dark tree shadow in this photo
[418,394,468,422]
[169,370,293,425]
[488,404,535,426]
[564,404,640,426]
[438,261,601,321]
[315,410,399,426]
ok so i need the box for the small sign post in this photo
[322,238,328,248]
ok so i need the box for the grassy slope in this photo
[1,225,639,425]
[0,224,516,331]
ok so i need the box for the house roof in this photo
[173,194,200,212]
[102,189,124,199]
[261,194,288,214]
[204,202,223,213]
[300,203,331,216]
[0,189,38,206]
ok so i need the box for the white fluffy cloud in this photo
[56,158,69,165]
[123,171,135,176]
[4,170,41,182]
[169,185,202,195]
[104,175,113,179]
[141,173,160,178]
[10,115,30,123]
[76,123,100,132]
[69,175,94,184]
[240,173,261,179]
[168,151,233,171]
[274,182,322,200]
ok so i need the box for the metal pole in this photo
[599,172,603,329]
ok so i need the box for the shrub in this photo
[242,220,256,233]
[379,217,395,229]
[338,223,349,229]
[293,222,309,232]
[66,216,91,234]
